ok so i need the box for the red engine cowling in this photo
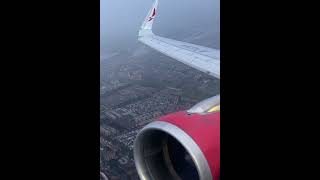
[134,111,220,180]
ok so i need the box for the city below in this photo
[100,47,219,180]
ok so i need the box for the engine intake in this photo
[134,120,215,180]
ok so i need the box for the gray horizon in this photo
[100,0,220,56]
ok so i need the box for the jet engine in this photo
[134,97,220,180]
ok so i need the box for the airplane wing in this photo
[138,0,220,79]
[134,2,220,178]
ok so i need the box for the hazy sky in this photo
[100,0,220,54]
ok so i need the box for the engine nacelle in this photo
[134,111,220,180]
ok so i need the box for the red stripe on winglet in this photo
[152,8,156,17]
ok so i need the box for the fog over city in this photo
[100,0,220,56]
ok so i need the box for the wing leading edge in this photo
[138,0,220,79]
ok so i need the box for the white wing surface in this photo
[138,0,220,79]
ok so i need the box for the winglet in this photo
[139,0,158,37]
